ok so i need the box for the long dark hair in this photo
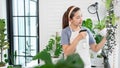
[62,6,80,29]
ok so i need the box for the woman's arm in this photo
[63,32,87,56]
[90,37,106,52]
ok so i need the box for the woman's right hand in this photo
[78,31,87,40]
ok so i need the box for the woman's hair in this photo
[62,6,80,29]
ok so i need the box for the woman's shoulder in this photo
[62,26,71,32]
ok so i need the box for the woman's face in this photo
[70,10,83,26]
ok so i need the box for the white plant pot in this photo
[52,57,60,64]
[99,28,107,36]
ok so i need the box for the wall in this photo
[114,1,120,68]
[0,0,6,19]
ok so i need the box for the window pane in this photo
[14,37,25,55]
[13,0,24,16]
[26,57,32,63]
[30,0,37,16]
[12,0,17,16]
[26,17,37,36]
[14,37,18,51]
[13,17,18,35]
[18,57,25,66]
[13,17,25,35]
[25,0,30,16]
[26,37,37,56]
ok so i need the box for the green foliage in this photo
[82,18,104,44]
[7,65,13,68]
[44,39,55,52]
[94,18,106,30]
[33,50,84,68]
[0,19,9,66]
[97,54,103,58]
[33,51,52,64]
[14,50,17,64]
[82,18,93,31]
[94,34,103,44]
[0,19,9,49]
[106,13,118,26]
[4,54,9,63]
[105,0,112,10]
[43,32,62,58]
[54,35,62,57]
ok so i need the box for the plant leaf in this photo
[33,51,52,64]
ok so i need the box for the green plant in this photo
[43,32,62,58]
[94,34,103,44]
[7,65,13,68]
[101,0,119,68]
[33,50,84,68]
[104,0,118,26]
[82,18,93,31]
[94,18,106,30]
[14,50,17,64]
[82,18,104,44]
[105,0,112,10]
[0,19,9,67]
[82,18,95,34]
[4,54,9,63]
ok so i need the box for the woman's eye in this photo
[76,17,80,19]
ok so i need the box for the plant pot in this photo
[13,65,22,68]
[51,57,60,64]
[0,62,6,67]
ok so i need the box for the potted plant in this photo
[43,32,62,57]
[32,50,84,68]
[43,32,62,64]
[0,19,9,67]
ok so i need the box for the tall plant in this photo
[101,0,118,68]
[0,19,9,67]
[43,32,62,58]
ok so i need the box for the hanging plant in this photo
[101,0,118,68]
[105,0,112,10]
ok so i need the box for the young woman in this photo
[61,6,106,68]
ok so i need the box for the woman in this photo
[61,6,106,68]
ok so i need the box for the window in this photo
[7,0,39,67]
